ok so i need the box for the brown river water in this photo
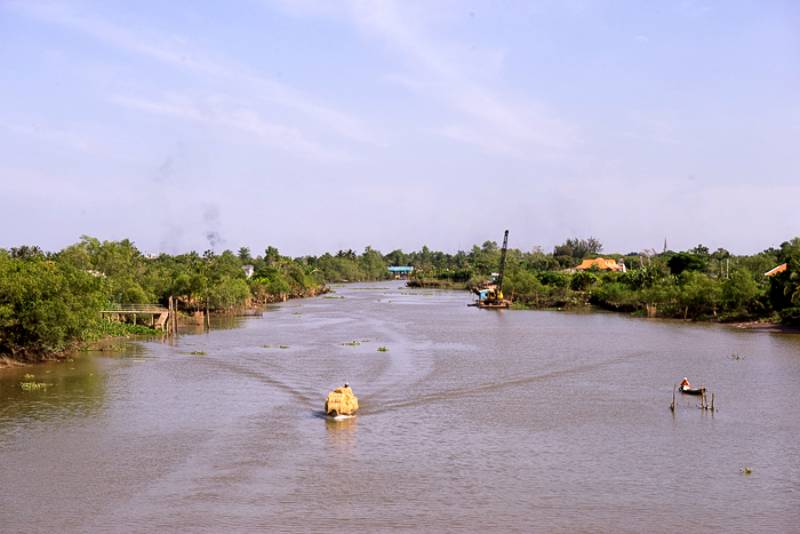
[1,281,799,533]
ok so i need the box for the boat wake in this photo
[368,350,651,415]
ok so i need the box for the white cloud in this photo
[111,94,351,161]
[9,1,377,150]
[342,0,577,159]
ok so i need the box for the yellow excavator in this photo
[473,230,511,309]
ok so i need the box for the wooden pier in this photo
[100,297,179,335]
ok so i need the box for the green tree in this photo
[676,271,721,319]
[667,252,708,275]
[591,282,638,311]
[384,249,408,267]
[208,277,250,309]
[721,269,760,315]
[238,247,252,263]
[0,256,105,360]
[264,246,281,266]
[359,246,387,280]
[570,271,598,291]
[553,237,603,261]
[504,270,545,305]
[711,247,731,278]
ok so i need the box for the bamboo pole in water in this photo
[670,385,676,412]
[169,296,178,337]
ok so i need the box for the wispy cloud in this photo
[111,93,351,161]
[342,0,577,158]
[9,1,377,155]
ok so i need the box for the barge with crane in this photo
[472,230,512,309]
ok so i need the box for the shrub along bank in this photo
[2,235,799,362]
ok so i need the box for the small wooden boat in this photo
[325,384,359,417]
[476,300,510,309]
[678,384,706,395]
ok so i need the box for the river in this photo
[1,282,799,532]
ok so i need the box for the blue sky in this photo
[1,0,798,256]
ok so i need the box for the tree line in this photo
[1,235,798,361]
[428,237,800,326]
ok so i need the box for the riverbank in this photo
[0,356,27,370]
[0,325,161,369]
[406,279,468,289]
[507,299,800,332]
[729,320,800,334]
[0,286,332,369]
[451,283,800,333]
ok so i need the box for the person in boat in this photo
[680,377,691,389]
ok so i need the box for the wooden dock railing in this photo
[100,301,176,335]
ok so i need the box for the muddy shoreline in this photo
[728,320,800,334]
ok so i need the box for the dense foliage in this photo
[405,236,800,325]
[1,235,798,361]
[506,239,799,324]
[0,250,105,358]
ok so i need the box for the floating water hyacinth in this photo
[377,346,389,352]
[279,345,289,349]
[20,382,51,391]
[189,351,206,356]
[342,340,361,347]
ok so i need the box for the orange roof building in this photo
[575,257,625,272]
[765,263,787,277]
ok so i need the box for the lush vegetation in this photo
[0,238,390,361]
[1,235,798,362]
[589,241,797,324]
[416,237,800,325]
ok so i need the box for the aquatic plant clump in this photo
[19,382,51,391]
[342,340,361,346]
[377,346,389,352]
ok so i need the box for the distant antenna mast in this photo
[663,237,668,253]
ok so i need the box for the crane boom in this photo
[496,229,509,293]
